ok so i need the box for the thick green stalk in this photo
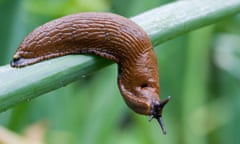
[0,0,240,112]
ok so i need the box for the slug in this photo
[10,12,170,134]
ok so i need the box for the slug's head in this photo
[10,37,43,68]
[149,96,171,135]
[10,38,65,68]
[10,51,40,68]
[10,24,64,68]
[11,52,31,68]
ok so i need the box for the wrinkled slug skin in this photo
[11,12,161,116]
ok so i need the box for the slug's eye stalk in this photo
[149,96,171,135]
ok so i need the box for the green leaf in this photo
[0,0,240,112]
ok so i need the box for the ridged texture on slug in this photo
[11,12,160,115]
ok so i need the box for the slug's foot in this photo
[149,96,171,135]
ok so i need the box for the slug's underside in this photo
[10,12,170,134]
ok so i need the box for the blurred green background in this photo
[0,0,240,144]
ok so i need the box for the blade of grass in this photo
[0,0,240,112]
[214,34,240,79]
[0,0,22,65]
[181,25,214,144]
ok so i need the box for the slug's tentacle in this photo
[10,12,170,134]
[149,96,171,134]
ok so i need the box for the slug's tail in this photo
[149,96,171,135]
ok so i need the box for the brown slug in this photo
[10,12,170,134]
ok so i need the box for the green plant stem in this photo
[0,0,240,112]
[133,0,240,45]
